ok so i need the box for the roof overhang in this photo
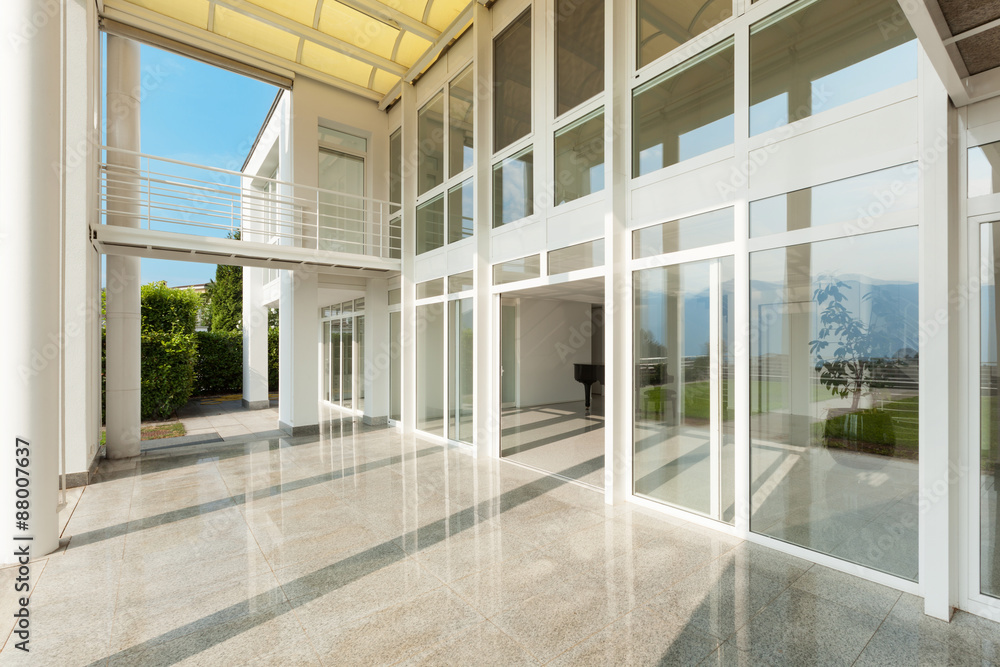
[901,0,1000,106]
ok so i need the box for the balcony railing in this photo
[98,146,401,261]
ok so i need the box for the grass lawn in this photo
[99,421,186,448]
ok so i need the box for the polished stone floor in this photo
[5,419,1000,665]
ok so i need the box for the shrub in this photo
[268,328,279,392]
[141,281,200,335]
[194,331,243,395]
[141,332,197,420]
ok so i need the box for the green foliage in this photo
[141,332,197,420]
[205,231,243,332]
[194,331,243,395]
[141,281,201,335]
[268,328,279,392]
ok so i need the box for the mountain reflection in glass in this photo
[749,227,919,580]
[634,257,735,523]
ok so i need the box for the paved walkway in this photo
[165,395,281,445]
[6,422,1000,664]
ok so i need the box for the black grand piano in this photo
[573,363,605,415]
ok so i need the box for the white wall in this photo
[517,298,594,407]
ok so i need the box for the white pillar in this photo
[364,278,390,424]
[278,270,320,435]
[242,267,270,409]
[0,0,64,560]
[104,35,142,459]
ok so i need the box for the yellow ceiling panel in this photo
[244,0,317,26]
[398,1,431,24]
[395,31,433,68]
[301,42,374,87]
[319,2,400,61]
[125,0,210,29]
[426,0,466,31]
[213,5,301,61]
[371,68,399,95]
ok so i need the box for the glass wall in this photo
[389,128,402,211]
[750,0,917,136]
[555,0,604,116]
[749,227,919,580]
[322,301,365,411]
[418,92,445,195]
[416,194,445,255]
[637,0,732,69]
[448,179,474,243]
[495,9,532,152]
[493,147,533,226]
[554,108,605,205]
[633,207,734,258]
[982,223,1000,598]
[634,257,735,522]
[318,147,365,253]
[970,141,1000,198]
[494,255,541,285]
[449,67,475,177]
[417,302,445,436]
[548,239,605,275]
[450,298,474,444]
[633,40,734,177]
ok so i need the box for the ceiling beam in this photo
[339,0,441,42]
[898,0,971,106]
[213,0,406,76]
[379,3,474,110]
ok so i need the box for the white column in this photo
[104,35,142,459]
[918,47,961,621]
[401,83,418,434]
[278,270,320,435]
[0,0,64,560]
[472,1,495,458]
[242,266,270,409]
[603,0,631,504]
[364,277,390,425]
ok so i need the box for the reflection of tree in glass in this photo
[809,278,906,411]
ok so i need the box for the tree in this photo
[205,230,243,332]
[809,278,905,410]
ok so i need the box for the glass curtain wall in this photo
[634,257,735,522]
[494,9,532,152]
[554,109,605,205]
[318,148,365,253]
[637,0,732,69]
[390,310,402,422]
[321,302,365,412]
[555,0,604,116]
[981,222,1000,598]
[450,68,475,177]
[418,92,445,195]
[450,298,474,444]
[749,228,920,580]
[417,302,445,436]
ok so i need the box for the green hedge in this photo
[141,282,200,335]
[141,332,197,421]
[268,328,279,392]
[194,331,243,395]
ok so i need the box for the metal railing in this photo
[98,146,402,261]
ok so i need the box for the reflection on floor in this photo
[501,398,604,488]
[633,421,722,519]
[16,420,1000,664]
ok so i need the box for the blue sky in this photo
[105,41,278,287]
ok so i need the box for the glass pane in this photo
[318,149,365,253]
[358,315,365,401]
[330,319,341,403]
[390,216,402,259]
[637,0,732,69]
[416,194,445,255]
[418,91,445,195]
[494,10,532,152]
[448,179,474,242]
[556,0,604,115]
[970,141,1000,198]
[750,227,920,580]
[548,239,605,274]
[416,278,444,300]
[389,128,402,212]
[633,207,734,258]
[449,67,475,177]
[388,288,401,306]
[493,147,534,227]
[323,321,332,402]
[982,222,1000,597]
[390,311,401,421]
[750,0,917,137]
[417,302,445,436]
[342,317,353,404]
[633,41,734,177]
[450,298,475,444]
[354,298,365,311]
[554,108,605,205]
[449,271,474,294]
[750,164,918,238]
[634,257,735,522]
[493,255,541,285]
[319,126,367,153]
